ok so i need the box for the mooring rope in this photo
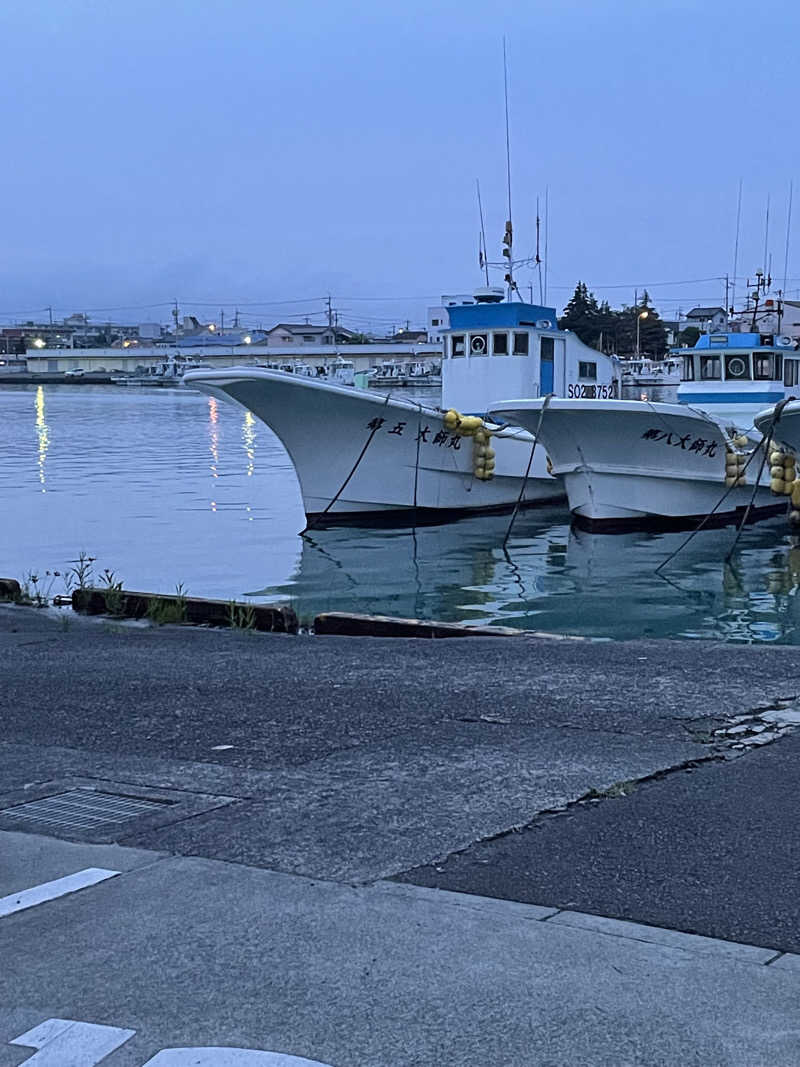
[655,397,796,574]
[503,394,551,548]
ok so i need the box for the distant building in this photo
[391,328,428,344]
[261,323,356,346]
[685,307,727,333]
[427,293,478,342]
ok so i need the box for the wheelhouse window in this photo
[578,361,597,380]
[682,355,695,380]
[513,331,529,356]
[469,333,488,356]
[725,353,751,380]
[754,353,778,380]
[451,334,465,358]
[492,332,508,355]
[700,355,721,380]
[785,359,800,387]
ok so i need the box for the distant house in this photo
[262,323,356,347]
[685,307,727,333]
[391,329,428,344]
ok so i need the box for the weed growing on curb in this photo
[147,583,188,625]
[227,600,257,630]
[100,569,125,616]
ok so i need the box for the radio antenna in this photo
[763,194,771,282]
[501,37,516,300]
[476,179,490,286]
[783,180,793,295]
[535,196,544,304]
[731,178,742,315]
[544,185,549,305]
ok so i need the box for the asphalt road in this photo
[1,605,799,945]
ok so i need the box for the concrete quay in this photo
[1,605,799,1065]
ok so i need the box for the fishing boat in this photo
[183,288,620,526]
[489,327,800,530]
[112,353,205,387]
[620,357,681,388]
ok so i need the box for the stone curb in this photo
[374,881,800,968]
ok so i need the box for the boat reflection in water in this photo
[251,509,800,643]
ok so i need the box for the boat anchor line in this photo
[503,394,551,547]
[304,393,395,531]
[654,408,788,576]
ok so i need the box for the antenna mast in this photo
[763,194,771,282]
[535,196,544,304]
[501,37,516,300]
[476,179,490,286]
[783,180,793,295]
[544,185,549,305]
[731,178,742,318]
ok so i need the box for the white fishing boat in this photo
[112,353,205,387]
[489,395,786,530]
[183,288,620,526]
[488,304,800,531]
[755,399,800,455]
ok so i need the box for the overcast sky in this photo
[2,0,798,330]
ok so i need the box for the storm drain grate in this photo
[0,789,171,833]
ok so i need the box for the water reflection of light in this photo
[35,386,49,491]
[242,410,256,476]
[208,396,219,481]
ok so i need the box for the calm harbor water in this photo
[4,382,800,643]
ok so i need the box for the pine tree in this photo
[558,282,602,347]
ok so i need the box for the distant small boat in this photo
[620,357,681,387]
[112,354,205,387]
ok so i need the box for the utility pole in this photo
[234,308,239,328]
[220,309,225,334]
[173,300,179,341]
[46,306,52,325]
[326,294,334,343]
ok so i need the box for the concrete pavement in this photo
[1,831,799,1067]
[2,605,800,1063]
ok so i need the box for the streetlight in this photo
[636,310,649,356]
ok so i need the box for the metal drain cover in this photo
[0,788,171,833]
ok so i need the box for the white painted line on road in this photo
[11,1018,135,1064]
[0,867,119,918]
[144,1050,334,1065]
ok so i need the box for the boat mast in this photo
[730,178,742,322]
[502,37,516,301]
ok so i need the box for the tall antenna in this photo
[503,37,512,232]
[763,194,771,280]
[476,179,490,286]
[501,37,515,300]
[783,180,793,295]
[535,196,544,303]
[731,178,742,315]
[544,185,549,305]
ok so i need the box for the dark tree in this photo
[558,282,602,347]
[678,326,701,348]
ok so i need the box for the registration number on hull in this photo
[567,383,616,399]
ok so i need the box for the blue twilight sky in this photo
[2,0,799,331]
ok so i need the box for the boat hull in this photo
[490,398,787,531]
[183,368,564,524]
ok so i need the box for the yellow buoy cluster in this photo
[443,409,496,480]
[724,434,750,488]
[769,447,797,499]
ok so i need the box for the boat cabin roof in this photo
[693,331,795,351]
[444,302,558,333]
